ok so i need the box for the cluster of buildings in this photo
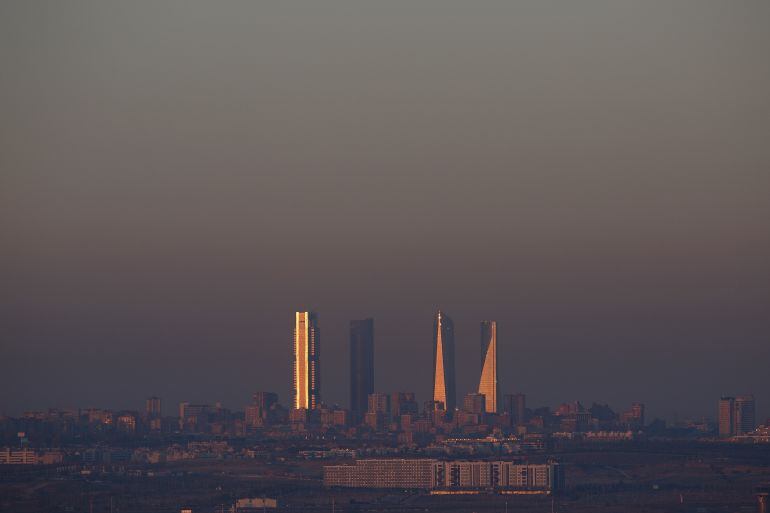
[292,311,500,420]
[719,395,757,437]
[277,310,647,439]
[0,447,63,465]
[1,310,762,455]
[323,458,564,493]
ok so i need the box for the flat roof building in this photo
[293,312,320,410]
[324,459,563,493]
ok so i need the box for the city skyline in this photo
[2,2,769,511]
[0,307,766,422]
[2,2,769,425]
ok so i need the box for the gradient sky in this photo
[1,1,769,422]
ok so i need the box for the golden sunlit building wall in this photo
[478,320,499,413]
[293,311,321,410]
[432,310,456,415]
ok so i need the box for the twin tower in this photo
[433,311,499,414]
[291,311,499,417]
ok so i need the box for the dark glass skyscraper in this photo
[432,310,456,414]
[350,318,374,422]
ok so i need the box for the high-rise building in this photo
[478,320,499,413]
[620,402,645,429]
[463,393,486,415]
[432,310,456,414]
[719,396,735,437]
[390,392,419,419]
[503,393,527,425]
[178,402,213,432]
[365,392,391,430]
[253,392,279,412]
[368,393,391,416]
[735,395,756,435]
[145,396,161,418]
[292,311,321,410]
[350,318,375,423]
[246,392,279,428]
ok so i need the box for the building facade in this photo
[735,395,756,436]
[292,311,320,410]
[324,459,563,492]
[719,395,756,437]
[0,448,63,465]
[503,393,527,425]
[432,310,456,414]
[719,397,735,437]
[350,318,375,423]
[145,396,161,418]
[478,320,499,413]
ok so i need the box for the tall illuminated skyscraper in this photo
[432,310,456,414]
[350,318,374,423]
[292,311,320,410]
[478,320,498,413]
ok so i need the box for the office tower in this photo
[718,396,735,437]
[432,310,456,414]
[246,392,279,428]
[253,392,278,412]
[734,395,756,435]
[463,393,486,415]
[350,318,375,423]
[367,392,391,429]
[292,311,321,410]
[503,393,527,425]
[478,320,499,413]
[178,402,212,432]
[620,402,645,429]
[368,393,391,416]
[145,396,161,417]
[390,392,419,419]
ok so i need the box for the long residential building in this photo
[324,459,564,492]
[0,448,63,465]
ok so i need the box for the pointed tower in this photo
[478,320,498,413]
[432,310,456,414]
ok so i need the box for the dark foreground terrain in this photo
[2,443,769,513]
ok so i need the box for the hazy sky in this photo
[1,1,769,421]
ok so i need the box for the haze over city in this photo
[2,1,769,423]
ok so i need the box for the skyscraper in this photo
[718,396,735,437]
[735,395,756,435]
[145,396,161,418]
[432,310,456,414]
[504,393,527,425]
[292,311,320,410]
[350,318,375,423]
[478,320,498,413]
[463,392,486,415]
